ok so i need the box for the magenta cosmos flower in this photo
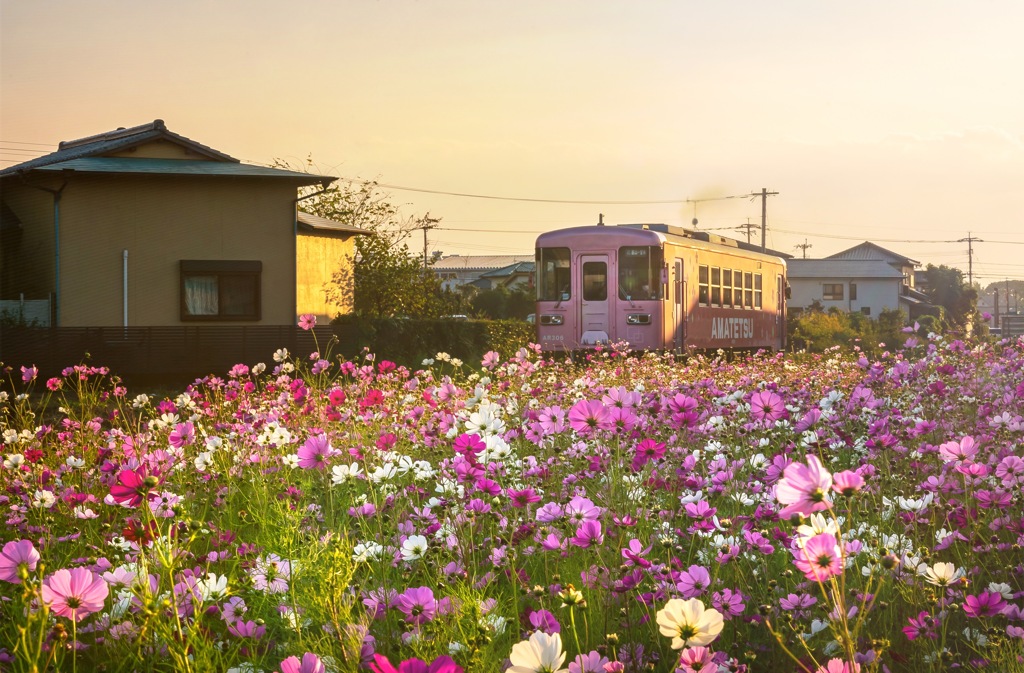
[775,454,833,519]
[109,466,160,508]
[279,652,326,673]
[41,567,109,621]
[369,654,463,673]
[297,433,337,470]
[0,540,41,584]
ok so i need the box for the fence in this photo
[0,298,51,327]
[0,325,338,384]
[1001,315,1024,338]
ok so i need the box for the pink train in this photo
[534,223,788,352]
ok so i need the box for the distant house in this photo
[0,119,366,326]
[788,242,934,319]
[432,255,533,291]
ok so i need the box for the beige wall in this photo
[109,141,215,160]
[4,173,301,326]
[296,231,356,320]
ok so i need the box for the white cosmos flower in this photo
[507,630,568,673]
[32,490,56,509]
[65,456,85,469]
[401,535,429,562]
[73,505,98,519]
[352,541,385,562]
[370,463,398,483]
[465,404,506,437]
[656,598,724,649]
[897,492,934,513]
[920,561,964,587]
[194,451,214,472]
[281,454,300,469]
[197,573,229,601]
[331,462,363,485]
[273,348,289,363]
[3,453,25,469]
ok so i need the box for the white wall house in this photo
[788,260,908,317]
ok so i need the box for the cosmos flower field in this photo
[1,328,1023,673]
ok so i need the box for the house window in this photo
[823,283,844,301]
[861,306,871,315]
[180,260,261,320]
[850,283,858,300]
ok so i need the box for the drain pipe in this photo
[123,249,129,327]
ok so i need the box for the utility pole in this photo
[735,218,757,244]
[794,239,813,259]
[957,233,983,287]
[755,187,779,253]
[416,213,440,273]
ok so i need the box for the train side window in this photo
[754,273,763,308]
[722,269,733,307]
[698,265,709,305]
[744,272,753,308]
[711,267,721,306]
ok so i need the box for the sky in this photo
[2,0,1023,287]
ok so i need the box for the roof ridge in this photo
[59,119,166,150]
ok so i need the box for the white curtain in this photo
[184,276,218,315]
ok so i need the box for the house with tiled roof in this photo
[0,119,368,326]
[788,242,934,319]
[432,255,534,291]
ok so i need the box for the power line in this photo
[337,176,762,206]
[0,139,55,147]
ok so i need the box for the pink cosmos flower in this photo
[632,438,666,470]
[21,365,38,383]
[41,567,109,621]
[0,540,40,583]
[831,470,865,496]
[168,421,195,449]
[395,586,437,625]
[369,654,463,673]
[676,565,711,599]
[528,608,561,634]
[481,351,501,369]
[816,660,860,673]
[793,533,843,582]
[902,611,938,641]
[568,399,613,435]
[228,619,266,639]
[938,436,980,462]
[569,650,610,673]
[279,652,326,673]
[749,390,786,423]
[297,433,337,470]
[678,646,717,673]
[775,454,833,519]
[298,313,317,330]
[569,520,604,548]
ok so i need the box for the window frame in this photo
[180,260,262,321]
[822,283,844,301]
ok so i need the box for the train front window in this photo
[536,247,571,301]
[618,246,663,300]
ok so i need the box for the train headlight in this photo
[626,314,651,325]
[540,314,564,326]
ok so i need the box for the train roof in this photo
[536,223,791,264]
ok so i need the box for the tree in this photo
[276,158,452,318]
[922,264,979,333]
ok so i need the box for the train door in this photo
[776,274,785,348]
[579,255,609,345]
[673,258,686,349]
